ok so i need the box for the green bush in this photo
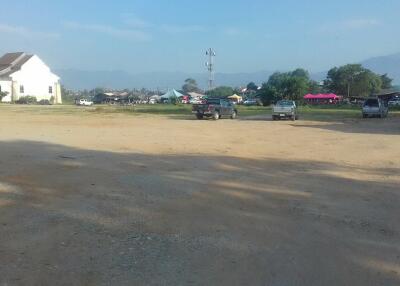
[0,91,9,101]
[16,96,37,104]
[38,99,51,105]
[169,95,178,105]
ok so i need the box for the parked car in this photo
[388,98,400,106]
[192,98,237,120]
[362,98,388,118]
[77,99,94,106]
[190,98,203,104]
[272,100,298,121]
[243,99,258,106]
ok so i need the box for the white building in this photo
[0,52,62,103]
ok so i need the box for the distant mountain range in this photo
[56,69,275,91]
[361,53,400,85]
[56,53,400,90]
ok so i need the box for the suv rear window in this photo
[206,98,221,105]
[364,99,379,107]
[277,100,293,106]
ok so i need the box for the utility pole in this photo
[206,48,216,91]
[347,73,356,99]
[347,80,351,99]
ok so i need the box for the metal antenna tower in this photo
[205,48,216,91]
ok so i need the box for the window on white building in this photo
[20,85,24,93]
[49,86,53,94]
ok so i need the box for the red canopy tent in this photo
[303,93,343,104]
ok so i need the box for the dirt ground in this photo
[0,106,399,285]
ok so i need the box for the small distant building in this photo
[149,94,161,102]
[373,89,400,101]
[304,93,342,104]
[0,52,62,103]
[228,94,243,104]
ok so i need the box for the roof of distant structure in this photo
[161,89,184,99]
[0,52,33,77]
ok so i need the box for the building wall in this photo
[9,55,61,103]
[55,83,62,104]
[0,80,12,102]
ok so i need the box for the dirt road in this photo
[0,107,399,285]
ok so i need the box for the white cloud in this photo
[223,28,241,36]
[63,21,151,41]
[0,23,59,39]
[318,18,381,34]
[340,19,380,30]
[160,24,205,34]
[121,14,152,29]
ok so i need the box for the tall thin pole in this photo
[206,48,216,91]
[347,81,350,98]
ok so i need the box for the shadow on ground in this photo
[0,141,399,285]
[291,116,400,135]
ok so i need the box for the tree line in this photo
[58,63,393,106]
[258,64,392,105]
[197,64,393,105]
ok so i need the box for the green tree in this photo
[380,74,393,90]
[259,84,281,105]
[205,86,234,98]
[93,93,108,104]
[61,85,76,104]
[90,87,106,97]
[291,68,309,78]
[0,91,9,101]
[246,82,258,92]
[308,80,323,94]
[324,64,383,97]
[258,69,311,105]
[182,78,201,93]
[169,95,178,105]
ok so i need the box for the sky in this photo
[0,0,399,74]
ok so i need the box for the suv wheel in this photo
[213,111,220,120]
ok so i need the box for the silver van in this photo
[362,98,388,118]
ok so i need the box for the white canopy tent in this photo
[161,89,184,99]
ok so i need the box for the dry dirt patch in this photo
[0,107,399,285]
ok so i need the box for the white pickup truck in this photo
[77,99,94,106]
[272,100,298,121]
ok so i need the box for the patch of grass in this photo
[236,105,271,116]
[89,104,192,115]
[91,105,136,114]
[298,106,361,121]
[135,104,192,115]
[92,104,272,117]
[1,103,398,120]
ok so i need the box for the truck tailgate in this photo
[192,104,211,113]
[274,107,292,113]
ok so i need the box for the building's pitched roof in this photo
[373,89,400,96]
[0,52,25,66]
[0,52,33,78]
